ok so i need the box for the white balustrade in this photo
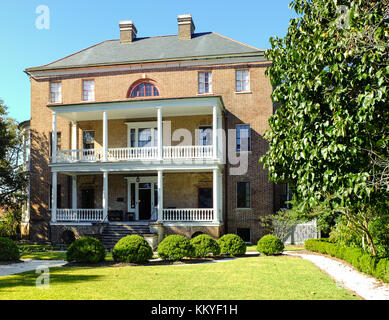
[55,145,214,163]
[56,209,104,222]
[107,147,158,161]
[163,145,213,159]
[162,208,214,222]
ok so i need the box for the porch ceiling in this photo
[48,96,225,122]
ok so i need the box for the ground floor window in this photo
[237,228,251,243]
[237,182,250,208]
[198,188,213,208]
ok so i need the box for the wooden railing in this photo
[162,208,214,222]
[55,145,214,163]
[56,209,104,222]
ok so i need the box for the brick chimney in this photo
[119,21,137,43]
[177,14,195,40]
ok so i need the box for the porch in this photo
[50,171,223,224]
[49,97,224,164]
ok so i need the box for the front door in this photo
[81,189,94,208]
[139,188,152,220]
[198,188,213,208]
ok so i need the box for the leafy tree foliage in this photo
[0,99,28,209]
[260,0,388,255]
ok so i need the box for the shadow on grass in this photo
[0,267,103,291]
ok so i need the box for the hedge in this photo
[217,234,246,256]
[157,235,195,261]
[190,234,220,258]
[257,235,284,256]
[0,237,20,261]
[66,237,106,263]
[112,235,153,264]
[305,239,388,283]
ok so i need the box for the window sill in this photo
[236,151,252,154]
[197,92,214,96]
[236,208,252,211]
[235,91,252,95]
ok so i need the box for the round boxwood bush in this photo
[0,237,20,261]
[217,234,246,256]
[190,234,220,258]
[257,235,285,256]
[66,236,106,263]
[157,235,195,261]
[113,235,153,264]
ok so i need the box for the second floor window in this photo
[131,83,159,98]
[198,126,213,146]
[50,82,62,103]
[236,70,250,92]
[236,125,251,152]
[198,72,212,94]
[83,80,95,101]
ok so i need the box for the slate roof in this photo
[26,32,264,71]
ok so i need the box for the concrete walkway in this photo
[285,251,389,300]
[0,259,67,277]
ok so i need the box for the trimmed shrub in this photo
[217,234,246,256]
[0,237,20,261]
[305,238,389,283]
[66,237,106,263]
[113,235,153,264]
[257,235,284,256]
[157,235,195,261]
[190,234,220,258]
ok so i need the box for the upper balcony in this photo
[49,96,225,167]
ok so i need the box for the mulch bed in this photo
[64,253,260,268]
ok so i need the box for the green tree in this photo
[260,0,388,255]
[0,99,28,210]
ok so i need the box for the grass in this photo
[0,256,358,300]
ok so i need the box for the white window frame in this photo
[125,121,158,148]
[235,70,250,93]
[236,124,251,152]
[82,80,95,102]
[198,72,213,94]
[50,82,62,103]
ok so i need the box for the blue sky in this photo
[0,0,297,122]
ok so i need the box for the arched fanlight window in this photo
[130,82,160,98]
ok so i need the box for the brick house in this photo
[23,15,284,247]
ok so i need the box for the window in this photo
[236,70,250,92]
[50,82,62,103]
[126,123,158,148]
[198,72,212,94]
[198,188,213,209]
[49,132,62,156]
[237,182,250,208]
[130,82,159,98]
[237,228,251,243]
[236,125,251,152]
[198,126,212,146]
[83,131,95,149]
[82,80,95,101]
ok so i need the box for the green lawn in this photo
[0,256,358,300]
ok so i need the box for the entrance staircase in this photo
[100,223,153,248]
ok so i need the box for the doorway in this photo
[139,188,152,220]
[81,189,94,208]
[126,177,157,221]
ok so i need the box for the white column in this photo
[103,111,108,162]
[213,168,219,222]
[102,172,108,221]
[213,106,217,160]
[218,171,223,222]
[72,175,77,210]
[52,112,57,163]
[157,170,164,222]
[51,172,57,222]
[71,122,77,161]
[157,107,163,160]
